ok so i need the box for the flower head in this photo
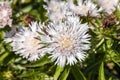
[5,22,48,61]
[69,0,101,17]
[0,1,12,28]
[44,0,71,21]
[44,15,91,67]
[98,0,119,14]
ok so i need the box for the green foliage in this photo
[98,62,105,80]
[72,65,86,80]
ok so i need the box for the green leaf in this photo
[59,67,70,80]
[98,62,105,80]
[0,52,9,63]
[108,77,112,80]
[3,52,16,64]
[0,31,4,40]
[113,60,120,67]
[115,9,120,20]
[72,65,86,80]
[93,38,105,52]
[26,55,51,67]
[54,66,64,80]
[0,44,5,54]
[21,5,32,13]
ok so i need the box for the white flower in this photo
[69,0,101,17]
[0,1,12,28]
[5,22,48,61]
[44,15,91,67]
[98,0,119,14]
[44,0,71,21]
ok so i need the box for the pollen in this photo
[24,36,40,50]
[61,37,72,48]
[31,38,39,47]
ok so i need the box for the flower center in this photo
[30,38,39,47]
[53,5,60,12]
[25,37,40,50]
[61,37,72,48]
[81,6,89,12]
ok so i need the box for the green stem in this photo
[93,38,105,52]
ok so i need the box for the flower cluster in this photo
[3,0,120,68]
[5,15,90,67]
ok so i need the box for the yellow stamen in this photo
[61,37,72,48]
[30,38,39,47]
